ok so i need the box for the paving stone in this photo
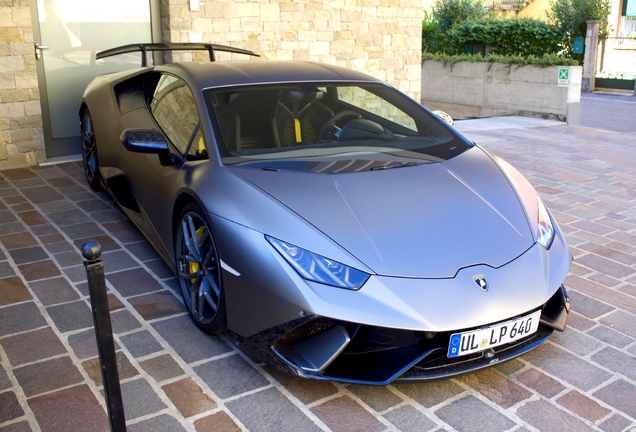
[0,210,17,224]
[517,399,595,432]
[106,293,124,311]
[556,390,611,423]
[383,405,437,432]
[3,196,27,204]
[111,229,145,243]
[195,354,269,399]
[119,331,163,358]
[59,222,104,240]
[63,265,87,283]
[587,325,634,348]
[82,351,138,386]
[519,343,611,391]
[263,366,338,404]
[44,241,74,254]
[30,225,58,236]
[52,251,84,268]
[345,384,403,413]
[127,414,186,432]
[75,281,89,296]
[8,246,48,265]
[0,262,15,278]
[0,232,37,250]
[13,356,83,397]
[0,302,47,337]
[28,384,109,432]
[434,395,516,432]
[0,328,66,367]
[516,368,566,398]
[0,188,19,197]
[0,391,25,424]
[228,387,321,432]
[18,260,61,281]
[0,222,26,235]
[29,277,79,306]
[46,300,93,333]
[0,420,32,432]
[591,346,636,381]
[18,210,47,226]
[144,259,174,279]
[76,199,111,213]
[73,235,120,253]
[193,411,242,432]
[550,328,599,356]
[107,268,162,297]
[162,378,216,418]
[4,169,38,181]
[38,233,64,244]
[567,311,596,331]
[91,209,127,224]
[47,209,91,227]
[66,191,96,202]
[393,380,464,408]
[152,315,232,363]
[110,309,141,334]
[491,358,525,375]
[600,311,636,339]
[37,200,76,214]
[311,395,385,432]
[139,353,185,382]
[47,176,78,188]
[569,290,615,319]
[21,186,64,204]
[457,369,532,409]
[598,414,635,432]
[125,241,160,262]
[0,365,10,390]
[68,328,122,360]
[0,276,32,306]
[119,378,167,421]
[578,242,636,266]
[128,290,184,321]
[576,255,634,279]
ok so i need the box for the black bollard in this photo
[82,241,127,432]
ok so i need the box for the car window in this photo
[150,74,205,157]
[206,82,470,171]
[337,86,417,132]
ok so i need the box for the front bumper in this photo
[228,285,570,385]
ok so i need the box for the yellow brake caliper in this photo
[189,226,207,282]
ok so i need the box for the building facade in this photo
[0,0,423,168]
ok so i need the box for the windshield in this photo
[205,82,471,172]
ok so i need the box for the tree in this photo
[546,0,612,62]
[431,0,490,34]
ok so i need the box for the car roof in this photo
[163,60,382,89]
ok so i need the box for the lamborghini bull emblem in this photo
[473,275,488,292]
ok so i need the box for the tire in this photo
[80,109,103,191]
[175,203,226,334]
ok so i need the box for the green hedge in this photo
[421,52,578,71]
[446,18,565,57]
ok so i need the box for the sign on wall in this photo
[558,68,569,87]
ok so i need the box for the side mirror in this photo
[120,129,168,154]
[432,110,454,126]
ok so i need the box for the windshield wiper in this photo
[370,162,425,171]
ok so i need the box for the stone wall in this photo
[0,0,46,168]
[421,61,582,125]
[161,0,423,100]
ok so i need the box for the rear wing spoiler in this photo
[96,43,259,67]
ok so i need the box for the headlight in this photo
[267,236,369,289]
[537,196,555,249]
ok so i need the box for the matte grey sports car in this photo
[81,43,571,385]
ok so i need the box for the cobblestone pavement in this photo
[1,119,636,432]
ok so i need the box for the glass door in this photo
[31,0,153,157]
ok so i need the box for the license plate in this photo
[447,310,541,358]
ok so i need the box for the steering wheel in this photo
[317,110,362,141]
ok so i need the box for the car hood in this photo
[231,147,535,278]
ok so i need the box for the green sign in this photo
[572,36,584,55]
[558,68,569,87]
[624,0,636,16]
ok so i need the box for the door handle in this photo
[34,43,50,60]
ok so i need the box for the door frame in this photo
[28,0,163,159]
